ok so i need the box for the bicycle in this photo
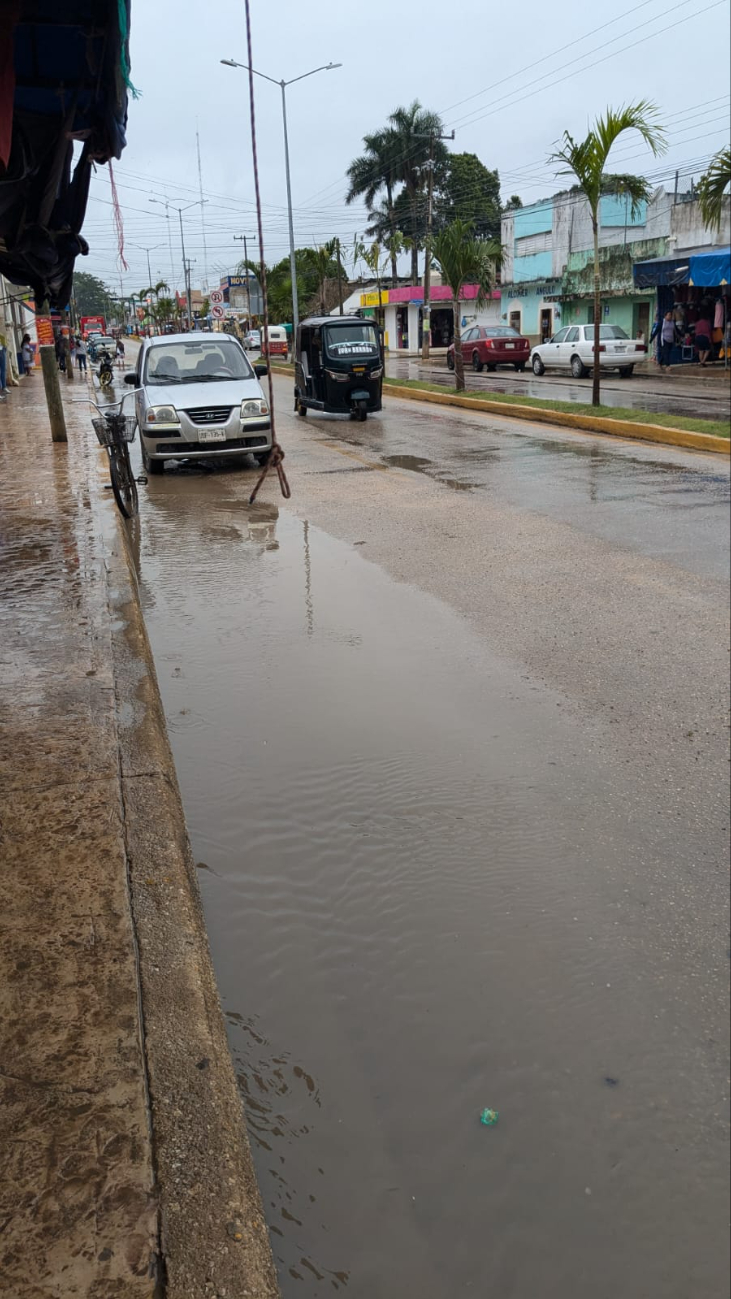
[77,390,141,519]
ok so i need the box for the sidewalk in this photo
[0,377,278,1297]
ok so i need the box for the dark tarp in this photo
[0,0,132,309]
[633,245,730,289]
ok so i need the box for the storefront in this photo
[633,246,730,365]
[383,285,501,353]
[500,278,562,345]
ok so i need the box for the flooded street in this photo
[386,354,731,421]
[132,382,729,1298]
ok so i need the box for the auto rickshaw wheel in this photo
[297,402,308,417]
[356,405,367,422]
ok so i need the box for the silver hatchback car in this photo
[127,332,272,474]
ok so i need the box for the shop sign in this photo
[360,290,387,307]
[36,315,54,346]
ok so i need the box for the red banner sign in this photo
[36,315,54,347]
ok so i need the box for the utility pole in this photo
[417,129,454,362]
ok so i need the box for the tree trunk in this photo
[386,183,398,287]
[453,301,465,392]
[592,215,601,407]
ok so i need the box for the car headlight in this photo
[371,366,383,379]
[241,398,269,418]
[325,369,349,382]
[146,405,179,424]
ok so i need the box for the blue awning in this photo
[633,246,730,288]
[689,247,730,286]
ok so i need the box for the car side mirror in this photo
[124,371,137,385]
[254,363,268,378]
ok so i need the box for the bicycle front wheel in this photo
[109,444,139,519]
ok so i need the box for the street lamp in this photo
[149,198,206,329]
[221,57,342,336]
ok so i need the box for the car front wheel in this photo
[141,440,164,475]
[532,354,545,376]
[447,352,455,371]
[571,355,587,379]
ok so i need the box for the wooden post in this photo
[39,346,68,442]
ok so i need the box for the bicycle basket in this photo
[91,414,137,447]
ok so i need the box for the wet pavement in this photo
[131,377,729,1298]
[386,354,731,420]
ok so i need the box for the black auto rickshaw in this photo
[294,315,383,421]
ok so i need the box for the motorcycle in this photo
[97,349,114,390]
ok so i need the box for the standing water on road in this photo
[136,465,728,1298]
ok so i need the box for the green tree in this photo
[504,195,523,211]
[347,102,448,286]
[549,101,666,406]
[353,238,389,309]
[346,129,403,283]
[301,241,341,314]
[431,220,498,392]
[696,147,730,233]
[72,271,114,317]
[436,153,501,240]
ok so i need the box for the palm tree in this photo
[353,238,388,313]
[303,240,339,314]
[696,147,730,232]
[388,102,447,283]
[431,220,498,392]
[346,129,402,283]
[549,102,666,406]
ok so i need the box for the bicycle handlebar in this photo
[72,388,142,417]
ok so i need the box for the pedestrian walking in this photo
[658,312,677,372]
[693,314,713,367]
[76,336,87,373]
[115,336,126,370]
[21,334,34,375]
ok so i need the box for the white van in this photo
[262,325,288,359]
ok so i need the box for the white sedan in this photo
[530,324,646,378]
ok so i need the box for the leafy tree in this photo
[435,153,501,240]
[353,238,389,308]
[696,146,730,232]
[346,129,403,283]
[504,195,523,210]
[549,102,666,406]
[72,271,114,317]
[432,220,498,392]
[301,241,341,314]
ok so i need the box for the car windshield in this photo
[323,323,379,358]
[484,327,522,338]
[584,325,630,340]
[144,339,253,384]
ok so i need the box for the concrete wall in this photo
[671,195,731,249]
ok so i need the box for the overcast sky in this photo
[80,0,730,296]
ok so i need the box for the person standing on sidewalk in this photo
[693,314,713,367]
[76,335,87,373]
[21,334,34,375]
[658,312,677,372]
[0,328,7,398]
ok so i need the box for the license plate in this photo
[199,429,227,443]
[505,342,515,349]
[615,346,626,353]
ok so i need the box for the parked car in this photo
[126,332,272,475]
[243,329,261,351]
[530,324,647,378]
[447,324,531,373]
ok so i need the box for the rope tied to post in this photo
[243,0,291,508]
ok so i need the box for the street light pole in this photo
[221,58,342,338]
[150,199,205,331]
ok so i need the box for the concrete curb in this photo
[102,508,279,1298]
[383,383,731,456]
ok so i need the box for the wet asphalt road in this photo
[386,353,731,420]
[130,378,730,1299]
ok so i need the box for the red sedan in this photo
[447,324,531,373]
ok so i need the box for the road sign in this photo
[210,288,224,305]
[211,304,225,319]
